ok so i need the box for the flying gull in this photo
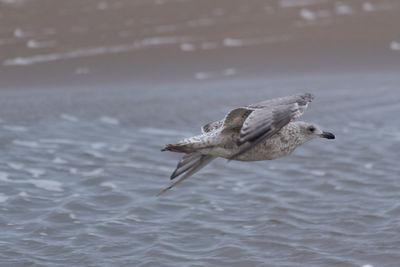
[158,93,335,195]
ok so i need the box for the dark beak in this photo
[321,131,335,139]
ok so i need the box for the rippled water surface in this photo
[0,73,399,266]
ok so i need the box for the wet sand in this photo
[1,0,400,87]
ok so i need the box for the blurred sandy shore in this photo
[1,0,400,88]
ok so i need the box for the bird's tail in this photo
[157,152,216,196]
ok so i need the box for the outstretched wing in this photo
[230,93,314,160]
[157,152,216,196]
[201,120,223,134]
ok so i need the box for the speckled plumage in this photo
[158,93,335,195]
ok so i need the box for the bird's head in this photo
[297,121,335,142]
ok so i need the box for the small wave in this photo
[7,162,24,170]
[3,125,28,132]
[335,3,352,15]
[362,2,374,12]
[0,194,8,203]
[84,150,105,159]
[180,43,196,52]
[74,67,90,75]
[108,144,130,153]
[299,8,316,21]
[28,179,63,192]
[200,42,218,50]
[138,127,188,137]
[3,36,192,66]
[91,142,107,150]
[60,114,79,122]
[26,39,56,49]
[309,170,326,177]
[0,172,62,192]
[0,172,9,182]
[53,157,68,164]
[223,35,291,48]
[390,41,400,51]
[279,0,324,8]
[40,138,85,145]
[100,182,117,189]
[99,116,119,125]
[82,168,104,177]
[12,140,40,148]
[26,168,46,178]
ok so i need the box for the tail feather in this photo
[157,153,216,196]
[161,143,192,153]
[170,152,204,180]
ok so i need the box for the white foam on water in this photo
[74,67,90,75]
[40,138,85,145]
[200,42,218,50]
[3,125,28,132]
[310,170,326,177]
[0,0,25,5]
[3,36,191,66]
[186,17,214,27]
[100,182,117,189]
[336,3,352,15]
[279,0,324,8]
[99,116,119,125]
[138,127,186,136]
[362,2,374,12]
[91,142,107,150]
[82,168,104,177]
[223,68,236,76]
[12,140,40,148]
[14,28,25,38]
[108,144,130,153]
[69,168,78,174]
[299,8,316,21]
[29,179,63,192]
[180,43,196,51]
[223,38,246,47]
[60,114,79,122]
[364,163,374,169]
[0,172,62,192]
[18,191,28,197]
[84,150,105,159]
[195,72,212,80]
[97,1,108,10]
[362,264,374,267]
[26,39,57,49]
[390,41,400,51]
[0,194,8,203]
[153,24,177,33]
[26,168,46,178]
[7,162,24,170]
[224,35,291,48]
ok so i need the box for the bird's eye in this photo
[308,126,315,132]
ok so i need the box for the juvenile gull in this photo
[158,93,335,195]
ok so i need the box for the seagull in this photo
[158,93,335,195]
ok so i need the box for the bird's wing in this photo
[157,153,216,196]
[247,93,314,110]
[219,107,254,134]
[230,93,314,160]
[201,120,223,134]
